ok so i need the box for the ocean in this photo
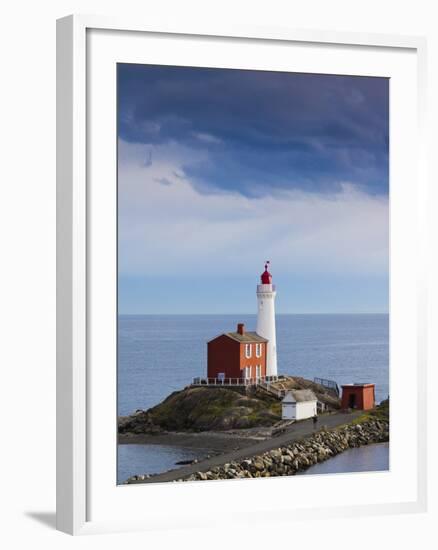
[118,313,389,415]
[117,313,389,482]
[117,444,211,484]
[298,442,389,476]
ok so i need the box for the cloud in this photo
[118,140,388,280]
[118,65,389,197]
[192,132,222,144]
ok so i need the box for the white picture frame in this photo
[56,14,428,535]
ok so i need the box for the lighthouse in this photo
[256,261,278,377]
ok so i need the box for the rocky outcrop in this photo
[119,386,282,433]
[119,376,341,435]
[170,419,388,482]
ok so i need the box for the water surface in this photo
[118,313,389,415]
[117,444,211,484]
[299,442,389,476]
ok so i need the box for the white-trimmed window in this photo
[256,365,261,378]
[244,366,252,379]
[245,343,252,358]
[255,343,262,357]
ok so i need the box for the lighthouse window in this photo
[245,344,252,358]
[256,343,262,357]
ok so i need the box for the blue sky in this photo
[118,64,389,314]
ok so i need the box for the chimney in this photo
[237,323,245,335]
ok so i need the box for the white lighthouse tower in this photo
[256,261,278,377]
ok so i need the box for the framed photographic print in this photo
[57,15,427,535]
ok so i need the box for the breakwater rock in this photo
[175,419,389,482]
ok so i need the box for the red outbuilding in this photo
[207,323,268,383]
[341,383,375,410]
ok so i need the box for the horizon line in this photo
[118,311,389,316]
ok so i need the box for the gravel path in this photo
[127,410,362,484]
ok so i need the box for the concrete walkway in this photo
[129,410,362,484]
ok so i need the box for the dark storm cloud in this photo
[118,64,389,197]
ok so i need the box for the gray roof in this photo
[225,331,268,343]
[282,389,317,403]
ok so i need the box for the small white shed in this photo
[282,389,318,421]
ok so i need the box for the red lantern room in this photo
[261,261,272,284]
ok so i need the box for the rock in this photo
[254,459,265,471]
[282,455,293,466]
[167,409,389,484]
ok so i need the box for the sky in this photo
[117,64,389,314]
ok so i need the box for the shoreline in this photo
[174,417,389,482]
[118,430,262,452]
[122,409,367,483]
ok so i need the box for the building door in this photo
[348,393,356,408]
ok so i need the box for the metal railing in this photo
[192,375,279,387]
[256,284,276,292]
[314,377,340,396]
[257,381,286,399]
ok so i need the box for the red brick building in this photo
[341,383,375,410]
[207,323,268,383]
